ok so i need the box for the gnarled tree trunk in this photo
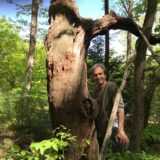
[44,1,117,159]
[44,1,99,159]
[44,0,160,159]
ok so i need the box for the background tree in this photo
[87,36,105,65]
[130,0,158,152]
[21,0,41,125]
[104,0,110,71]
[0,18,26,128]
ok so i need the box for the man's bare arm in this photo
[116,111,129,144]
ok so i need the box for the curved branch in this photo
[108,16,160,45]
[86,12,160,45]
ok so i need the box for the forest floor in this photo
[0,124,160,159]
[0,125,53,159]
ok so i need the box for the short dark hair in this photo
[89,63,107,75]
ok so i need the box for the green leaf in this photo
[39,147,45,155]
[30,142,40,151]
[51,143,58,152]
[12,144,21,153]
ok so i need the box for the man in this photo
[90,63,129,149]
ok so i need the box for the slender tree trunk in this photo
[127,32,132,56]
[130,0,157,152]
[104,0,109,72]
[127,0,133,57]
[21,0,40,125]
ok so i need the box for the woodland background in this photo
[0,0,160,159]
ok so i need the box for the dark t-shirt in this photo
[92,81,124,139]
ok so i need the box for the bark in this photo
[21,0,40,125]
[44,0,159,158]
[130,0,158,152]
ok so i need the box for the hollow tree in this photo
[44,0,160,159]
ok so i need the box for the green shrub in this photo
[106,149,160,160]
[141,124,160,151]
[2,126,76,160]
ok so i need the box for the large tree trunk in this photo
[44,0,160,158]
[44,0,119,159]
[44,1,100,159]
[130,0,158,152]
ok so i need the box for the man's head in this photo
[90,63,107,86]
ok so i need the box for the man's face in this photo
[92,66,106,86]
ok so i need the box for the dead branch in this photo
[87,13,160,45]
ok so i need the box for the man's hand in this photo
[115,129,129,145]
[116,111,129,145]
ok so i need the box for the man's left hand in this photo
[115,130,129,145]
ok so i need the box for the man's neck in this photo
[98,81,107,89]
